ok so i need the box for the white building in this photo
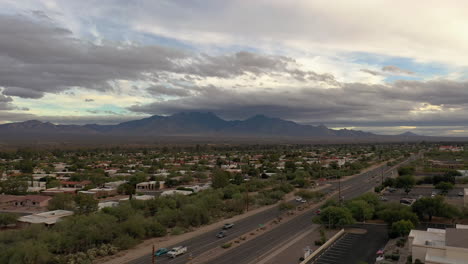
[18,210,74,225]
[408,225,468,263]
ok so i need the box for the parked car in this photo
[216,231,227,238]
[315,209,321,215]
[295,197,303,202]
[154,248,168,256]
[300,199,307,203]
[167,246,187,258]
[458,192,464,197]
[379,196,388,201]
[223,223,234,229]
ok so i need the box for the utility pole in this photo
[152,244,155,264]
[338,175,341,205]
[381,166,384,185]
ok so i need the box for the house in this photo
[439,146,464,152]
[0,195,51,209]
[18,210,73,226]
[136,181,160,191]
[60,180,91,189]
[82,187,117,197]
[119,195,155,201]
[98,201,119,210]
[160,190,192,196]
[104,180,126,189]
[408,225,468,263]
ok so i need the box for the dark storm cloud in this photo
[2,87,44,99]
[127,79,468,128]
[0,93,14,110]
[0,14,322,100]
[146,85,191,97]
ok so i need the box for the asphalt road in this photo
[130,154,419,264]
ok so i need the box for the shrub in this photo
[221,243,232,249]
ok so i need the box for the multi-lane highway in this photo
[130,154,419,264]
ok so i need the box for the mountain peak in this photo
[399,131,420,137]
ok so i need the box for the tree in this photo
[398,166,415,176]
[278,202,295,212]
[47,193,75,211]
[411,196,460,221]
[118,183,135,199]
[319,206,355,228]
[212,169,230,189]
[390,220,414,238]
[347,200,374,221]
[396,175,415,194]
[74,193,98,215]
[0,176,28,195]
[376,203,419,226]
[435,181,454,195]
[0,213,18,227]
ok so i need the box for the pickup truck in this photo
[167,246,187,258]
[223,223,234,229]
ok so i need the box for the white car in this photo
[296,197,303,202]
[167,246,187,258]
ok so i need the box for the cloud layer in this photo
[1,2,468,136]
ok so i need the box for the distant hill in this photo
[0,112,464,144]
[398,131,421,137]
[0,112,374,138]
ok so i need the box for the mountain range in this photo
[0,112,454,145]
[0,112,375,137]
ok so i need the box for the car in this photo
[154,248,168,256]
[315,209,321,215]
[388,188,396,193]
[295,197,303,202]
[300,199,307,203]
[167,246,187,258]
[223,223,234,229]
[216,231,227,238]
[458,192,464,197]
[379,196,388,201]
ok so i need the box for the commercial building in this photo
[408,225,468,263]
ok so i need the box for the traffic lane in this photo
[204,176,382,264]
[130,199,308,264]
[132,162,392,264]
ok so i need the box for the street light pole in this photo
[338,175,341,205]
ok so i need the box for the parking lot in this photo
[310,224,388,264]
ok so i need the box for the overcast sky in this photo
[1,1,468,136]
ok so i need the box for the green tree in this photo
[435,181,454,195]
[0,213,18,227]
[390,220,414,238]
[412,196,460,221]
[118,183,136,199]
[347,200,374,221]
[47,193,75,211]
[319,206,355,228]
[396,175,415,194]
[212,169,230,189]
[74,193,98,215]
[0,176,28,195]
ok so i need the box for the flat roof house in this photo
[18,210,73,226]
[409,225,468,263]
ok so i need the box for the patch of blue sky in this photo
[92,104,129,115]
[347,51,452,78]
